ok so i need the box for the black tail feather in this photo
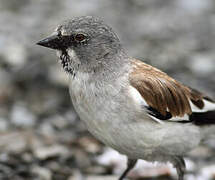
[190,110,215,126]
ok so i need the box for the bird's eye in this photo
[75,33,87,42]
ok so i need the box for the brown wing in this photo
[129,59,207,117]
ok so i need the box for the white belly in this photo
[68,72,201,160]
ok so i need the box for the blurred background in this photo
[0,0,215,179]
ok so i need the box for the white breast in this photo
[69,72,123,146]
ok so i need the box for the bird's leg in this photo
[172,156,186,180]
[118,158,137,180]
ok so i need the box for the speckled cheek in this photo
[67,49,81,64]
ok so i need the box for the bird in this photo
[37,16,215,180]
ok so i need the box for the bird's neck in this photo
[68,48,130,82]
[88,51,131,82]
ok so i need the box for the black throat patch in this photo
[59,50,76,76]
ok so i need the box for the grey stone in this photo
[10,102,36,127]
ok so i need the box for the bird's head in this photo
[37,16,124,74]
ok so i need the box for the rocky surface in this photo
[0,0,215,179]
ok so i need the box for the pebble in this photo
[67,170,83,180]
[189,54,215,76]
[0,117,9,131]
[78,136,101,153]
[85,175,118,180]
[31,166,52,180]
[10,102,36,127]
[200,165,215,180]
[1,41,27,68]
[0,132,27,153]
[34,145,69,160]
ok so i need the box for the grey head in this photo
[37,16,127,75]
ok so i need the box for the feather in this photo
[129,59,215,125]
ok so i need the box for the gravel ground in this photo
[0,0,215,180]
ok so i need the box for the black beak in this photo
[36,34,62,50]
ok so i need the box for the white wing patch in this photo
[129,86,148,106]
[169,114,190,121]
[148,115,165,124]
[190,99,215,112]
